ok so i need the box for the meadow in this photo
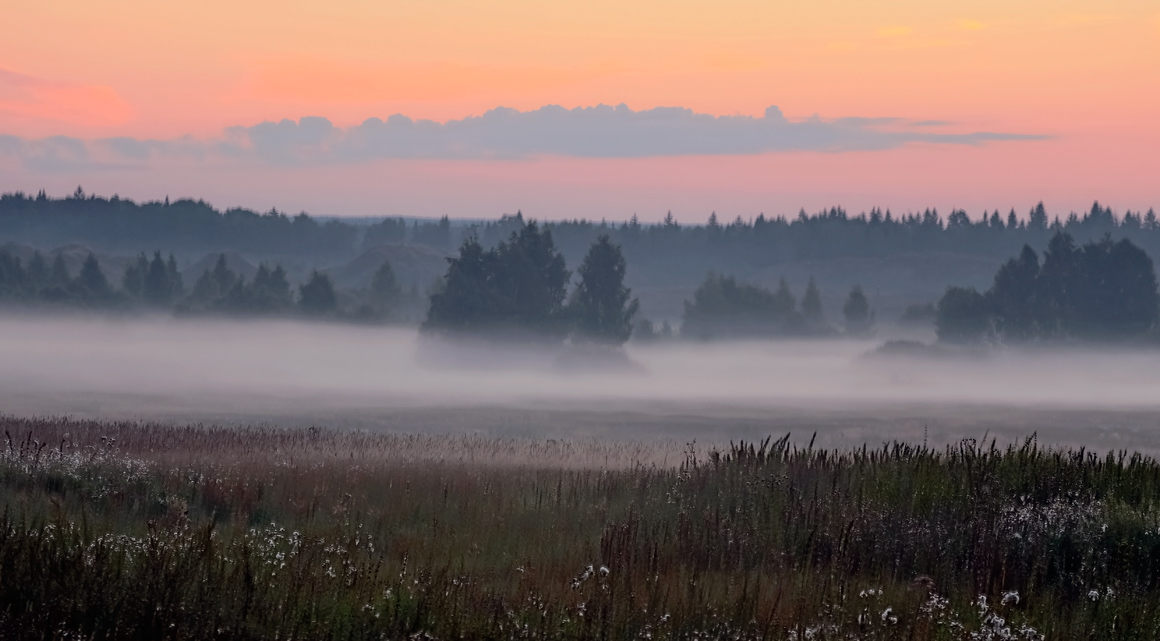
[3,416,1160,639]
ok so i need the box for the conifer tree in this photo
[299,271,338,315]
[77,254,110,299]
[801,277,823,323]
[842,285,874,335]
[570,235,638,344]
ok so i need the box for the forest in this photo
[936,233,1160,343]
[4,189,1159,272]
[2,188,1160,343]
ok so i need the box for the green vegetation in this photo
[425,226,638,343]
[936,232,1160,343]
[681,273,840,339]
[4,417,1160,639]
[0,247,120,307]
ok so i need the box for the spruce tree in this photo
[299,271,338,316]
[77,254,110,299]
[842,285,874,335]
[570,235,639,344]
[801,277,823,324]
[369,260,402,305]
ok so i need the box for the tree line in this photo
[422,220,882,343]
[5,189,1160,279]
[935,232,1160,343]
[679,273,873,339]
[0,246,409,321]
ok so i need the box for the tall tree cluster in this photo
[424,224,638,343]
[185,255,296,314]
[0,248,113,305]
[936,232,1160,343]
[680,273,862,339]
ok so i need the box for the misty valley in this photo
[4,192,1160,639]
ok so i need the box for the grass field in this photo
[3,415,1160,640]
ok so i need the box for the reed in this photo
[2,417,1159,639]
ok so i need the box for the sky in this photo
[1,0,1157,222]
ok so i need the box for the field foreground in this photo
[2,417,1160,639]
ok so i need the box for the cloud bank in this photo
[0,104,1045,171]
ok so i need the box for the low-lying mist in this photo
[3,314,1159,450]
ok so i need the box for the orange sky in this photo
[1,0,1157,219]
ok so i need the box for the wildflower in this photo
[1087,590,1100,601]
[1001,591,1020,605]
[881,607,897,624]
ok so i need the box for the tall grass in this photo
[2,417,1160,639]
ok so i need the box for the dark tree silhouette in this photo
[801,277,823,324]
[842,285,874,335]
[298,271,338,316]
[570,235,639,344]
[48,254,69,287]
[425,221,570,338]
[936,232,1159,342]
[142,252,180,305]
[989,245,1040,340]
[26,252,48,290]
[935,286,990,343]
[76,254,110,299]
[369,260,402,306]
[682,273,790,339]
[424,237,495,332]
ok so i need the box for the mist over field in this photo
[3,314,1159,450]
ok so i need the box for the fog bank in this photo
[2,315,1159,450]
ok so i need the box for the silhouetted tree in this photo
[682,273,789,339]
[251,263,293,312]
[989,245,1040,340]
[570,235,639,344]
[76,254,110,299]
[936,232,1159,342]
[369,260,402,306]
[801,277,823,324]
[842,285,874,335]
[122,254,149,299]
[143,252,179,305]
[299,271,338,316]
[27,252,48,291]
[772,278,796,316]
[1029,202,1048,231]
[936,286,990,343]
[1071,236,1159,338]
[425,221,572,338]
[1034,231,1080,337]
[424,237,495,332]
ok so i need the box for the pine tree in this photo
[570,235,639,344]
[801,277,823,323]
[122,254,149,299]
[369,260,402,306]
[1029,202,1048,231]
[143,252,173,305]
[299,271,338,315]
[27,252,49,289]
[772,278,795,316]
[936,286,990,343]
[988,245,1040,340]
[842,285,874,335]
[48,255,70,289]
[77,254,110,299]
